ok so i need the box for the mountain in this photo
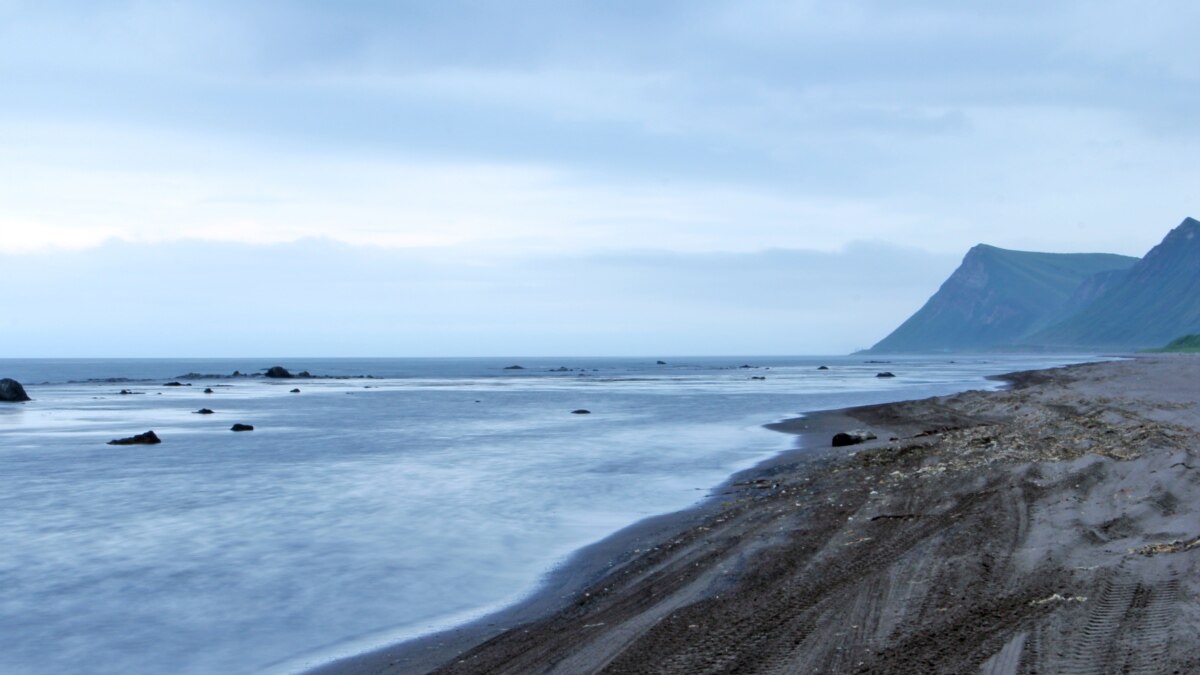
[865,245,1138,353]
[1030,217,1200,348]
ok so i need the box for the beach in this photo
[323,355,1200,674]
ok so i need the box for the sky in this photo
[2,1,1198,356]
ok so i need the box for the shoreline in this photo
[323,354,1199,673]
[305,363,1063,674]
[304,408,866,675]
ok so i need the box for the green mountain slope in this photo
[866,245,1138,353]
[1146,334,1200,353]
[1030,218,1200,348]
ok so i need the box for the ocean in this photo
[0,355,1098,674]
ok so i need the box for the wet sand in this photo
[319,356,1200,674]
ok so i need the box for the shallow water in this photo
[0,355,1098,674]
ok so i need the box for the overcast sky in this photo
[2,1,1196,356]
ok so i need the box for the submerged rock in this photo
[231,423,254,432]
[817,365,830,370]
[657,360,667,365]
[571,409,592,415]
[164,381,188,387]
[832,430,877,447]
[503,365,524,370]
[0,378,31,402]
[264,366,293,379]
[290,388,301,393]
[750,376,766,380]
[108,431,161,446]
[195,408,214,415]
[204,388,214,394]
[876,372,896,378]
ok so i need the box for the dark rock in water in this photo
[739,364,754,369]
[656,360,667,365]
[231,424,254,432]
[290,388,301,393]
[119,389,134,395]
[195,408,214,415]
[108,430,161,446]
[571,409,591,415]
[876,372,896,378]
[0,378,31,402]
[817,365,829,370]
[750,376,766,380]
[832,430,877,447]
[503,365,524,370]
[265,366,293,379]
[204,388,214,394]
[164,381,188,387]
[232,370,242,377]
[297,371,313,378]
[549,367,571,372]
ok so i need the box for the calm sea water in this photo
[0,355,1098,674]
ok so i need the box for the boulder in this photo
[297,371,313,378]
[571,409,592,415]
[750,376,766,380]
[164,381,187,387]
[231,424,255,432]
[195,408,214,415]
[656,360,667,365]
[108,431,161,446]
[265,366,293,379]
[817,366,830,370]
[0,378,31,402]
[876,372,896,378]
[831,430,877,447]
[204,388,214,394]
[503,365,524,370]
[290,388,301,393]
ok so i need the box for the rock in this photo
[0,378,31,402]
[232,370,242,377]
[195,408,214,415]
[204,388,214,394]
[876,372,896,378]
[832,430,877,447]
[739,364,754,369]
[549,367,571,372]
[817,366,829,370]
[571,409,591,415]
[750,376,766,380]
[164,381,187,387]
[290,388,301,393]
[656,360,667,365]
[108,431,161,446]
[231,424,254,432]
[297,371,313,378]
[119,389,134,395]
[503,365,524,370]
[265,366,293,378]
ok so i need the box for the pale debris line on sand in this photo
[1029,593,1088,606]
[1129,535,1200,556]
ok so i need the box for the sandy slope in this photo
[330,356,1200,675]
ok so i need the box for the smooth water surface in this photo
[0,355,1099,674]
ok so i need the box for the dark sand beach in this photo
[319,355,1200,674]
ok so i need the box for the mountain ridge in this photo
[865,244,1138,353]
